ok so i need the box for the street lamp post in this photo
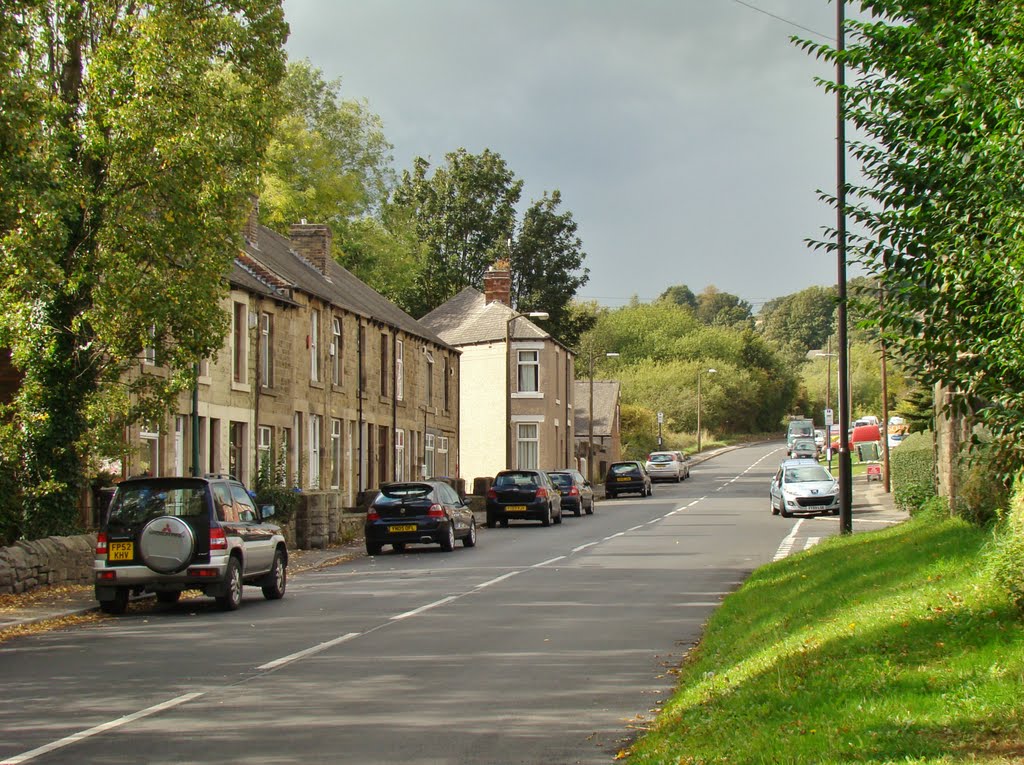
[587,350,619,485]
[506,310,549,469]
[696,368,717,453]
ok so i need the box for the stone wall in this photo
[0,534,96,595]
[293,491,363,549]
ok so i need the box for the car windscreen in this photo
[785,467,833,483]
[494,472,539,488]
[107,481,209,527]
[609,463,639,475]
[376,484,434,504]
[548,473,572,489]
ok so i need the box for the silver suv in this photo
[94,475,287,614]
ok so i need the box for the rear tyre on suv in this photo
[156,591,182,605]
[261,550,287,600]
[99,588,129,615]
[216,558,243,611]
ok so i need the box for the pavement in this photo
[0,448,903,634]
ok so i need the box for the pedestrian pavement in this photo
[0,447,904,633]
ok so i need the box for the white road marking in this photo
[532,556,566,568]
[258,633,361,670]
[572,541,600,552]
[0,692,204,764]
[391,596,458,621]
[773,519,805,561]
[475,571,521,589]
[804,537,821,550]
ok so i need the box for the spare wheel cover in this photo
[139,516,196,574]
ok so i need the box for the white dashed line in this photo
[773,519,804,561]
[258,633,361,670]
[572,541,600,552]
[532,556,566,568]
[391,596,458,621]
[475,571,521,589]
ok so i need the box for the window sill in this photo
[512,392,544,399]
[231,382,252,394]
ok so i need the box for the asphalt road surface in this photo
[1,443,840,765]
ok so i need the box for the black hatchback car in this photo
[365,481,477,555]
[486,470,563,527]
[547,470,594,516]
[604,461,653,499]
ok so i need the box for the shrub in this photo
[890,430,936,513]
[254,449,300,525]
[988,479,1024,610]
[955,442,1009,526]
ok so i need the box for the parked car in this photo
[887,432,906,448]
[365,480,477,555]
[604,461,653,499]
[769,459,840,518]
[672,451,692,480]
[486,470,563,527]
[547,470,594,516]
[789,438,819,460]
[645,451,686,482]
[94,474,287,615]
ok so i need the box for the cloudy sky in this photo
[281,0,846,312]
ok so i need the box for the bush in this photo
[254,450,300,525]
[988,479,1024,610]
[955,442,1010,526]
[890,430,936,513]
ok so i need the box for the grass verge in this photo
[625,514,1024,764]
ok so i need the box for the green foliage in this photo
[895,384,935,434]
[0,1,288,538]
[695,286,752,328]
[988,478,1024,611]
[0,422,23,545]
[657,284,697,311]
[758,285,836,359]
[798,2,1024,473]
[890,431,937,513]
[254,449,300,526]
[955,442,1010,526]
[619,404,658,459]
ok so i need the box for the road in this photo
[1,442,835,764]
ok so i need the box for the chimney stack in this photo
[289,223,333,275]
[483,259,511,306]
[244,197,260,247]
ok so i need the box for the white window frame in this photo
[309,414,322,489]
[257,425,272,475]
[516,423,539,469]
[330,418,342,490]
[517,349,540,393]
[425,352,434,407]
[396,340,404,401]
[232,302,247,384]
[310,309,321,383]
[437,436,448,477]
[331,316,342,386]
[395,428,405,481]
[425,433,435,478]
[260,312,274,388]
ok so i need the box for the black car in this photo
[94,474,287,614]
[604,461,653,499]
[486,470,563,527]
[547,470,594,517]
[365,481,477,555]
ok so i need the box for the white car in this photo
[770,459,840,518]
[645,451,686,482]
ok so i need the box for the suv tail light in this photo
[210,527,228,551]
[427,503,445,518]
[95,532,108,555]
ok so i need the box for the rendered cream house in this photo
[419,264,575,486]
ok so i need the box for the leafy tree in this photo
[0,1,287,538]
[695,286,753,328]
[509,190,590,343]
[798,1,1024,468]
[658,284,698,311]
[758,285,837,361]
[259,60,406,294]
[391,149,523,316]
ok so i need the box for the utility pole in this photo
[836,0,853,534]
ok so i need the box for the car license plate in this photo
[389,524,417,533]
[617,477,632,482]
[506,505,527,512]
[108,541,133,561]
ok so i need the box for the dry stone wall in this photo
[0,534,96,595]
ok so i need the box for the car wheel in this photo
[216,557,243,611]
[585,498,594,515]
[771,496,779,515]
[156,590,182,605]
[781,505,793,518]
[99,588,129,615]
[463,520,477,548]
[366,540,383,556]
[486,514,497,529]
[261,549,287,600]
[500,519,509,528]
[554,506,563,525]
[440,523,455,552]
[574,503,582,517]
[676,472,682,483]
[541,504,551,527]
[392,542,407,553]
[605,491,615,499]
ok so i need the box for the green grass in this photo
[625,515,1024,764]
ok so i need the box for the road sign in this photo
[824,408,834,429]
[657,411,664,424]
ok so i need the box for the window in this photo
[292,413,303,488]
[425,351,434,407]
[310,309,321,383]
[281,427,291,487]
[233,302,247,383]
[143,326,156,366]
[395,428,405,481]
[228,421,247,483]
[425,433,435,478]
[330,418,342,490]
[257,425,272,476]
[517,349,539,393]
[260,312,274,388]
[443,356,450,411]
[331,317,342,386]
[309,414,322,489]
[437,436,448,477]
[516,423,539,469]
[358,324,367,389]
[139,422,160,476]
[379,331,389,397]
[396,340,404,401]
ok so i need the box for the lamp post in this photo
[588,350,619,485]
[696,368,717,453]
[812,342,838,470]
[506,310,549,469]
[835,0,853,534]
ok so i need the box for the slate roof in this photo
[574,380,620,437]
[419,287,551,346]
[231,224,455,351]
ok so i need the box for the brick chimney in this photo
[483,259,511,306]
[289,222,333,275]
[243,197,260,247]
